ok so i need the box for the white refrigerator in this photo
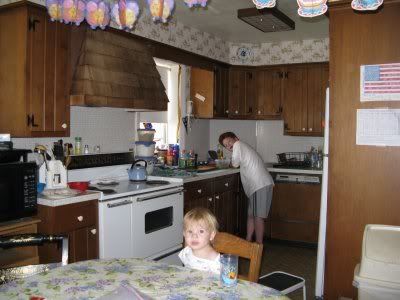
[315,88,329,299]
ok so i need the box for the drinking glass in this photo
[220,254,238,287]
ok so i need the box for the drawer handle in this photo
[225,183,229,187]
[197,189,202,194]
[77,216,83,222]
[91,229,97,235]
[215,195,220,200]
[208,197,213,202]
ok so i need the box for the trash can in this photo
[353,224,400,300]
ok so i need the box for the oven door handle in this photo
[137,190,183,202]
[107,199,133,208]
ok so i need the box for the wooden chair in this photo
[213,232,263,282]
[0,234,68,285]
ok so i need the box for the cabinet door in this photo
[191,67,214,119]
[255,68,282,119]
[270,182,321,243]
[282,66,307,134]
[26,7,46,133]
[87,225,99,260]
[228,69,245,117]
[307,64,329,136]
[184,196,212,214]
[214,66,229,118]
[26,7,70,136]
[229,69,255,118]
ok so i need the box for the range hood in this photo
[238,7,295,33]
[69,27,168,111]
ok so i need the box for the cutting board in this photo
[196,165,217,172]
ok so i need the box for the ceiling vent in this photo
[237,7,295,33]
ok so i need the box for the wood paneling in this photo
[326,2,400,299]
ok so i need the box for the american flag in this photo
[363,63,400,94]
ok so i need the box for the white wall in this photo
[182,119,210,161]
[208,119,323,163]
[209,120,257,159]
[256,120,323,163]
[12,107,137,155]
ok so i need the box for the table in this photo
[0,258,289,299]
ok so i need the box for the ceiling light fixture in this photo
[237,6,295,33]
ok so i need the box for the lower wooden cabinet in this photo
[269,181,321,243]
[184,174,239,235]
[37,200,98,264]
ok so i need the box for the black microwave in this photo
[0,162,37,222]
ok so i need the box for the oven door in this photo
[132,188,184,258]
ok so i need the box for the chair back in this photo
[0,233,68,284]
[213,232,263,282]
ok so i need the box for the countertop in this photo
[37,190,101,207]
[150,163,323,183]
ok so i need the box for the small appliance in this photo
[0,161,37,222]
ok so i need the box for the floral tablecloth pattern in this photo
[0,258,289,299]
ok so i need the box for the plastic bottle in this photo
[74,137,82,155]
[217,144,224,159]
[179,150,187,169]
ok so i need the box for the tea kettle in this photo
[128,160,148,182]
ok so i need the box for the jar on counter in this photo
[74,137,82,155]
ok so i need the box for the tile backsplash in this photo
[12,107,137,155]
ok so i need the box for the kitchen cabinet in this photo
[190,66,229,119]
[213,66,230,118]
[0,2,71,137]
[228,68,255,118]
[269,178,321,243]
[281,63,329,136]
[183,174,239,234]
[0,218,40,268]
[255,67,283,119]
[37,200,98,264]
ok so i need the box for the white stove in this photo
[68,164,184,262]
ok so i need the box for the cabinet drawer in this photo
[214,175,238,194]
[54,201,97,233]
[184,180,213,200]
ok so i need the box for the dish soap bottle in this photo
[217,144,224,159]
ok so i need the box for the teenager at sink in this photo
[219,132,274,244]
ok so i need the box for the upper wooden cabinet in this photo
[213,66,230,118]
[255,67,283,119]
[228,68,255,118]
[282,63,329,136]
[190,66,229,119]
[0,3,71,137]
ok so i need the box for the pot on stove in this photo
[128,160,148,181]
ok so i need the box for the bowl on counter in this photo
[68,181,89,192]
[215,159,230,169]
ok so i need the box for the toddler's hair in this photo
[183,207,219,233]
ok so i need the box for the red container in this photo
[68,181,89,192]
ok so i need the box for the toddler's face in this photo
[184,221,215,251]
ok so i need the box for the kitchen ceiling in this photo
[170,0,329,43]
